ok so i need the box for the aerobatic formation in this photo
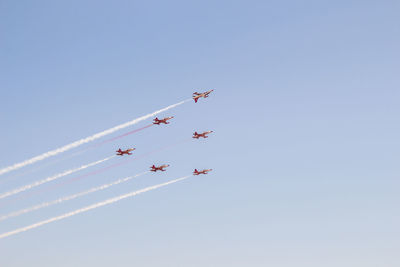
[0,90,214,239]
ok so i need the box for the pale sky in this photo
[0,1,399,266]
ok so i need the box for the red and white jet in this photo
[153,116,174,125]
[193,90,214,103]
[116,148,135,156]
[193,131,213,139]
[193,169,212,175]
[150,164,170,172]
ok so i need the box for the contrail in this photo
[0,171,149,222]
[0,175,191,239]
[0,124,155,186]
[0,156,115,200]
[0,99,190,176]
[6,138,191,206]
[95,124,154,146]
[63,124,155,157]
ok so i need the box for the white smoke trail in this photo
[0,175,191,239]
[0,171,149,221]
[0,100,190,176]
[0,156,115,200]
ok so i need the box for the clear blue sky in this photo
[0,0,399,266]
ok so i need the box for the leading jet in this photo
[193,90,214,103]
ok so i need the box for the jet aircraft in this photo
[193,131,213,139]
[193,90,214,103]
[150,164,170,172]
[193,169,212,175]
[153,116,174,125]
[116,148,135,156]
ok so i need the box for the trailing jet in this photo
[193,131,213,139]
[193,90,214,103]
[150,164,170,172]
[193,169,212,175]
[153,116,174,125]
[116,148,135,156]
